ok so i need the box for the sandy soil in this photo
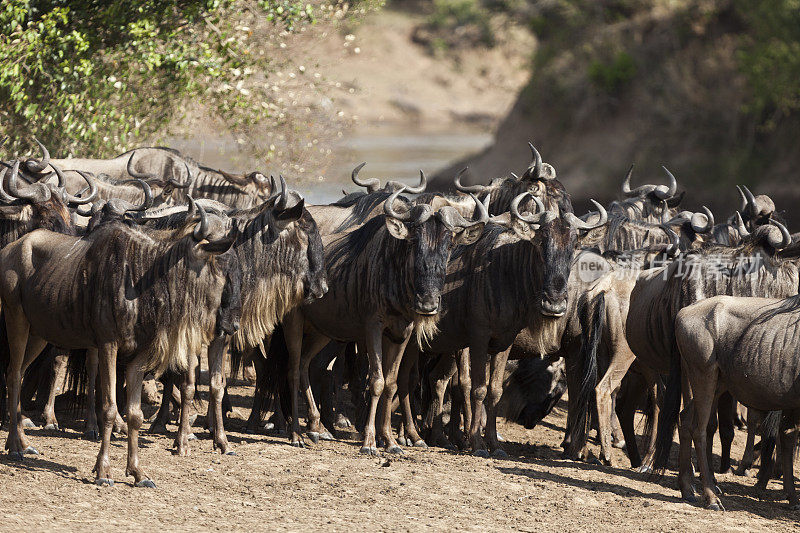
[1,379,798,532]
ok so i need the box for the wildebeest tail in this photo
[653,356,682,473]
[566,292,603,458]
[757,410,781,486]
[257,325,291,422]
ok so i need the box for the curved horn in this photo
[741,185,757,216]
[465,192,489,226]
[654,166,678,200]
[510,172,520,181]
[767,219,791,250]
[193,202,210,241]
[23,137,50,173]
[736,185,748,213]
[453,167,488,194]
[0,167,16,204]
[7,160,49,202]
[350,162,379,193]
[383,186,412,222]
[665,226,680,257]
[511,192,548,224]
[64,169,98,205]
[565,200,608,230]
[275,175,290,209]
[186,195,197,219]
[690,206,715,234]
[660,199,671,225]
[527,142,542,180]
[168,162,193,189]
[404,170,427,194]
[620,164,635,196]
[735,212,751,238]
[126,152,155,180]
[117,178,154,212]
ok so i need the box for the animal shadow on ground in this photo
[0,453,79,482]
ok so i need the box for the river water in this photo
[169,122,493,204]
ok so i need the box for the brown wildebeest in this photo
[675,294,800,510]
[0,203,239,487]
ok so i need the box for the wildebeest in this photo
[266,186,490,453]
[626,218,798,501]
[398,193,606,455]
[140,185,326,455]
[0,203,239,487]
[675,294,800,510]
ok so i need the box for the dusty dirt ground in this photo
[1,376,799,532]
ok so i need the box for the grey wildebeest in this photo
[266,185,490,454]
[0,203,239,487]
[675,294,800,510]
[0,160,97,429]
[626,218,798,502]
[23,145,269,209]
[397,193,606,456]
[140,185,326,455]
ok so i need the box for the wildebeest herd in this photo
[0,140,798,512]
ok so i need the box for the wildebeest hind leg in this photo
[41,350,67,430]
[484,348,510,458]
[360,324,385,455]
[467,340,491,457]
[124,352,155,487]
[207,335,232,454]
[93,343,118,485]
[779,411,800,509]
[84,348,100,440]
[686,369,723,510]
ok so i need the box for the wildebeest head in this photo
[0,159,98,238]
[499,356,566,430]
[737,185,776,229]
[509,191,607,317]
[735,211,792,254]
[384,186,488,315]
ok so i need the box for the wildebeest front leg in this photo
[4,310,46,459]
[780,411,800,510]
[41,350,67,430]
[484,348,510,457]
[207,335,233,454]
[468,339,491,457]
[378,334,412,454]
[84,348,101,440]
[456,348,473,449]
[300,340,334,443]
[93,344,118,486]
[423,354,457,449]
[124,353,155,487]
[173,353,199,456]
[360,323,385,455]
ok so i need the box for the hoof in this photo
[636,465,653,474]
[743,468,757,479]
[307,432,320,444]
[491,449,508,459]
[84,430,100,441]
[397,436,410,447]
[95,478,114,487]
[225,450,237,456]
[44,423,59,431]
[586,455,603,466]
[21,418,36,429]
[24,446,39,455]
[290,440,305,449]
[336,414,352,428]
[413,440,428,449]
[135,479,157,488]
[359,446,378,456]
[706,502,724,511]
[187,433,198,441]
[149,423,168,435]
[612,439,626,449]
[386,446,405,455]
[8,451,24,461]
[263,422,275,431]
[473,449,490,458]
[497,433,505,443]
[681,492,698,504]
[319,432,335,441]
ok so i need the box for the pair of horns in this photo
[735,211,791,250]
[661,202,715,234]
[622,166,678,200]
[352,162,427,194]
[384,186,488,228]
[509,192,607,230]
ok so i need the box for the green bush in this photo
[0,0,316,157]
[588,51,637,95]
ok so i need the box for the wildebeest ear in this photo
[274,199,305,225]
[510,218,535,240]
[199,234,237,255]
[455,223,484,246]
[385,216,409,240]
